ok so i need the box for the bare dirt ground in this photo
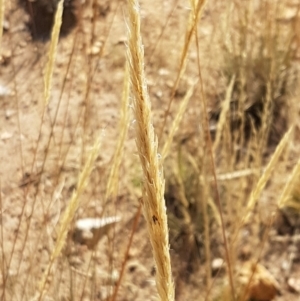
[1,0,300,301]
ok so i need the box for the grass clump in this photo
[214,0,299,149]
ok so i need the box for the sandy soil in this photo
[0,0,300,301]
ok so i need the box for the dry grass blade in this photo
[213,75,235,152]
[161,83,194,161]
[192,0,235,297]
[127,1,174,300]
[36,136,102,300]
[105,64,130,200]
[110,203,142,301]
[43,0,64,106]
[0,179,5,299]
[159,0,207,138]
[245,126,293,222]
[278,155,300,209]
[214,168,260,181]
[0,0,4,47]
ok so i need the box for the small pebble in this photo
[1,132,13,140]
[3,19,9,31]
[211,258,224,272]
[287,278,300,293]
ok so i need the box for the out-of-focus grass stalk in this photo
[105,65,130,201]
[161,84,194,161]
[44,0,64,106]
[245,126,293,222]
[0,0,4,47]
[159,0,207,138]
[36,136,102,301]
[278,155,300,209]
[213,75,235,153]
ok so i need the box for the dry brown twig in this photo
[127,0,175,300]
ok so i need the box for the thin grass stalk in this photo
[19,183,64,300]
[19,26,76,299]
[162,83,194,161]
[0,0,4,47]
[68,264,74,300]
[0,179,7,301]
[127,1,174,300]
[173,165,190,222]
[257,81,272,159]
[19,49,80,296]
[102,66,130,297]
[78,252,94,301]
[185,152,212,277]
[213,75,235,153]
[278,155,300,209]
[105,65,130,201]
[236,1,251,151]
[81,0,97,162]
[159,0,207,139]
[56,5,83,166]
[149,0,180,63]
[102,66,130,300]
[192,3,235,298]
[20,6,67,274]
[245,126,293,222]
[80,2,119,166]
[110,203,142,301]
[52,259,64,301]
[236,65,247,150]
[36,136,102,301]
[214,168,260,181]
[89,2,120,82]
[199,174,211,291]
[4,27,30,298]
[35,24,79,235]
[44,0,64,106]
[52,29,79,185]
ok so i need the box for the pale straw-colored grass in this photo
[159,0,207,138]
[278,155,300,209]
[0,0,4,47]
[35,136,102,301]
[161,83,194,161]
[43,0,64,106]
[105,65,130,201]
[127,0,174,300]
[213,75,235,153]
[244,126,293,222]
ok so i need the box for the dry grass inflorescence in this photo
[1,0,300,301]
